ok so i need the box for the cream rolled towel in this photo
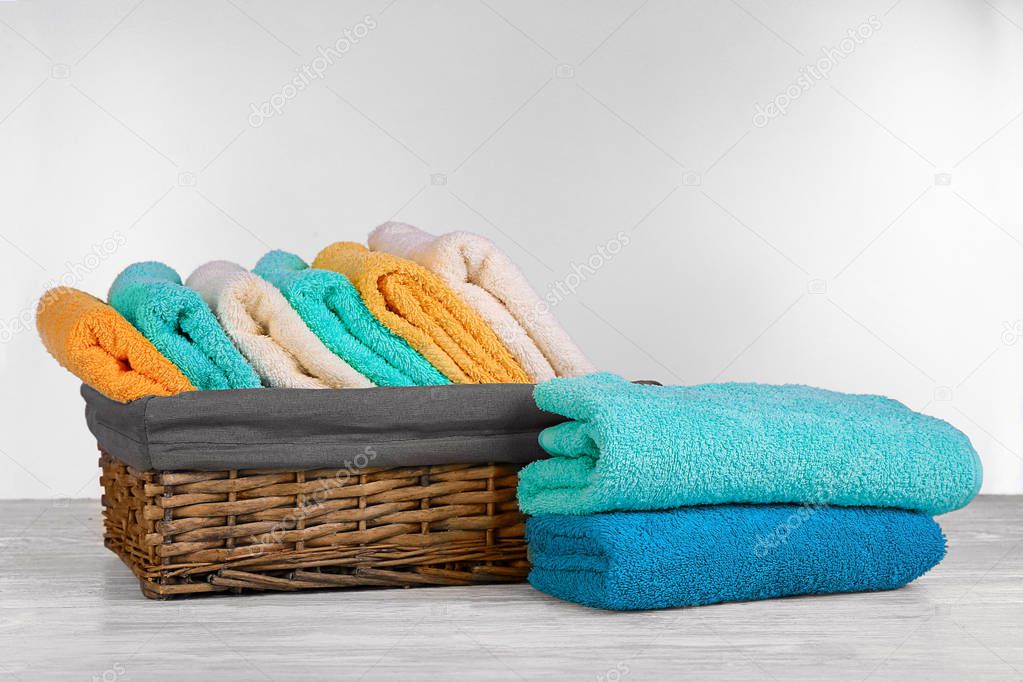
[186,261,373,389]
[368,223,595,380]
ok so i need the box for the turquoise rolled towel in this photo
[108,262,261,390]
[518,373,982,516]
[253,251,449,387]
[526,505,946,610]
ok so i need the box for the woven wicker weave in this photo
[99,452,528,599]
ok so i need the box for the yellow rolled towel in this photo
[312,242,530,383]
[36,287,195,402]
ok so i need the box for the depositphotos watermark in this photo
[504,231,632,344]
[752,16,881,128]
[543,231,632,310]
[90,662,126,682]
[596,662,629,682]
[752,502,828,558]
[481,231,631,348]
[751,458,872,558]
[0,231,128,344]
[1001,319,1023,346]
[248,15,378,128]
[258,446,379,545]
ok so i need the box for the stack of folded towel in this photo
[518,373,982,610]
[36,224,594,401]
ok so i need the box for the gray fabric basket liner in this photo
[82,383,564,472]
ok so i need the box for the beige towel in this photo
[186,261,373,389]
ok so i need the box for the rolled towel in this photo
[526,505,946,610]
[108,262,262,390]
[36,287,195,402]
[313,241,530,384]
[186,261,372,389]
[253,250,447,387]
[369,222,595,381]
[518,373,982,516]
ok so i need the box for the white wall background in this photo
[1,0,1021,499]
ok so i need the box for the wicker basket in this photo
[99,452,528,599]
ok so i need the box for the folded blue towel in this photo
[108,262,261,390]
[527,505,945,610]
[518,373,982,516]
[253,251,449,387]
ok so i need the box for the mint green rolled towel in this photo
[253,251,449,387]
[517,373,982,516]
[108,262,262,390]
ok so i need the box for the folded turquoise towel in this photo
[252,251,449,387]
[518,373,982,516]
[527,505,945,610]
[108,262,261,390]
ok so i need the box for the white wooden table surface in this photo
[1,496,1020,681]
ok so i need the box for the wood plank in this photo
[0,497,1020,680]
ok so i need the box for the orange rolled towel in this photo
[312,242,530,383]
[36,287,195,402]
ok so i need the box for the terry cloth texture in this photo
[312,241,531,384]
[368,222,595,381]
[108,262,261,390]
[253,250,447,387]
[186,261,372,389]
[518,373,983,517]
[81,382,560,471]
[36,288,195,402]
[526,505,946,610]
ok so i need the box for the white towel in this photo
[368,223,595,380]
[186,261,373,389]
